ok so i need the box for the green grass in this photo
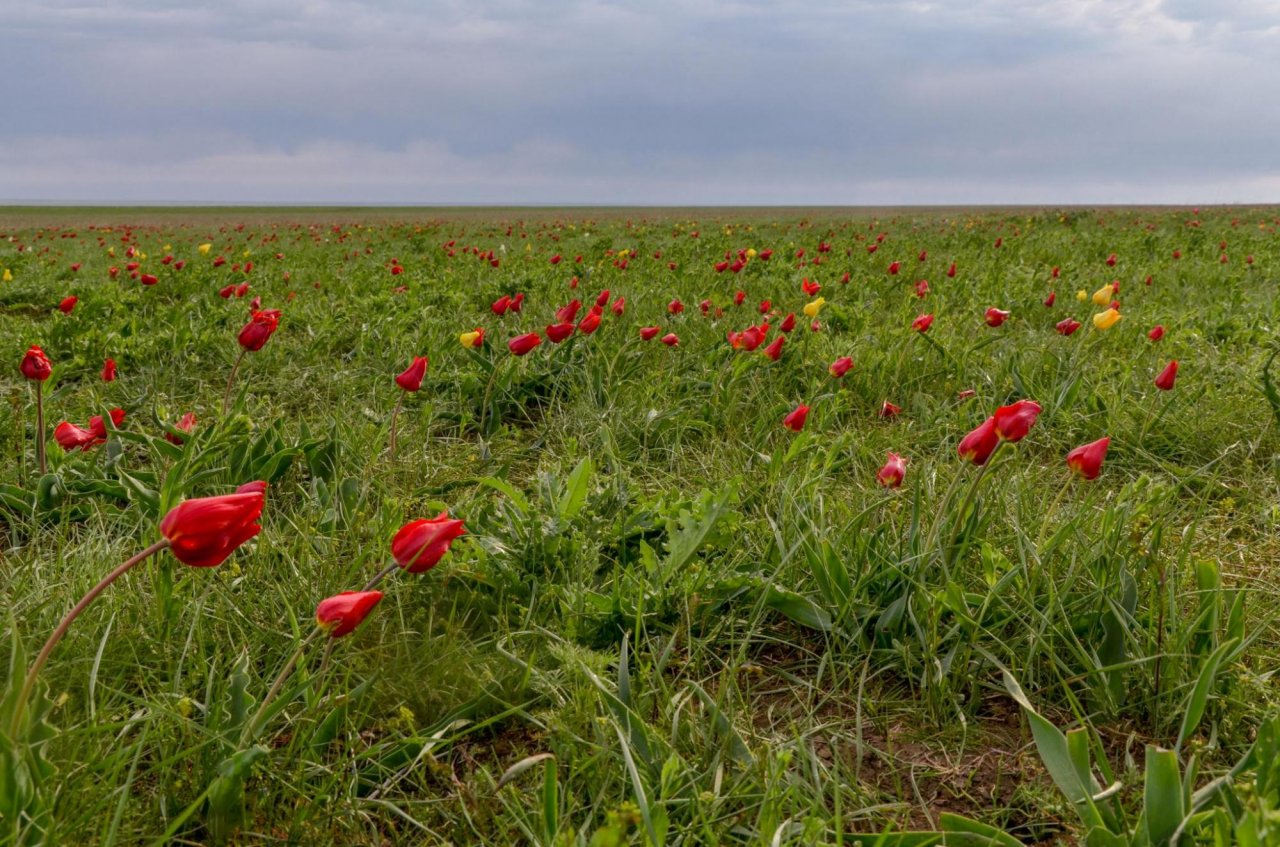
[2,206,1280,844]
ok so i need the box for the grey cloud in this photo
[1,0,1277,203]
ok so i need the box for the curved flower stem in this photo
[35,382,46,476]
[222,349,246,416]
[388,393,405,459]
[10,538,170,737]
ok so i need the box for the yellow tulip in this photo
[459,330,481,348]
[198,243,212,255]
[107,247,115,257]
[242,250,251,258]
[803,297,826,318]
[618,248,630,258]
[1092,308,1122,330]
[746,248,757,259]
[1091,284,1114,306]
[1076,290,1088,302]
[2,268,11,282]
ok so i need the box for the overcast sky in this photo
[2,0,1277,205]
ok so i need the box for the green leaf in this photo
[1143,746,1184,846]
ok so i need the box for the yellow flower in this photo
[2,268,11,282]
[803,297,826,318]
[459,330,481,348]
[617,248,630,258]
[1092,308,1122,330]
[163,244,171,251]
[198,243,212,255]
[1091,284,1114,306]
[107,246,115,257]
[746,248,757,258]
[1076,289,1088,302]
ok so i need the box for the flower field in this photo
[3,206,1280,844]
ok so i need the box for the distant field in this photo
[3,206,1279,844]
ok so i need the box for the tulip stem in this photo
[388,393,404,459]
[1034,478,1074,555]
[222,349,246,416]
[941,442,1004,563]
[34,381,46,476]
[9,538,170,737]
[361,561,400,592]
[243,626,324,746]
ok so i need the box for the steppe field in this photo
[3,206,1279,845]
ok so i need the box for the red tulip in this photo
[1105,253,1117,267]
[733,325,766,351]
[759,249,773,261]
[779,313,796,333]
[912,313,934,333]
[54,421,95,451]
[661,333,679,347]
[396,356,428,392]
[714,261,730,273]
[509,293,525,313]
[1043,292,1056,307]
[993,399,1041,442]
[491,295,511,316]
[915,279,929,298]
[550,254,562,265]
[508,332,542,355]
[758,300,771,315]
[578,308,602,335]
[235,283,249,298]
[802,279,820,296]
[1051,266,1060,278]
[595,289,611,308]
[734,290,746,306]
[877,452,906,488]
[639,326,661,341]
[556,299,582,323]
[829,357,853,378]
[1148,325,1164,342]
[160,485,266,567]
[391,512,466,572]
[611,297,626,316]
[957,416,999,465]
[546,321,575,343]
[316,590,384,638]
[166,411,197,445]
[782,404,810,432]
[880,401,901,418]
[985,308,1010,327]
[237,309,282,351]
[763,335,785,361]
[888,261,901,275]
[918,250,928,262]
[140,273,159,286]
[1056,318,1081,336]
[1172,250,1181,260]
[1154,360,1178,391]
[957,389,976,400]
[59,295,78,314]
[101,358,116,382]
[669,299,685,315]
[1066,436,1110,480]
[946,262,957,278]
[390,264,404,276]
[20,346,52,381]
[219,284,235,298]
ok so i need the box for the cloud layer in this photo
[2,0,1278,204]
